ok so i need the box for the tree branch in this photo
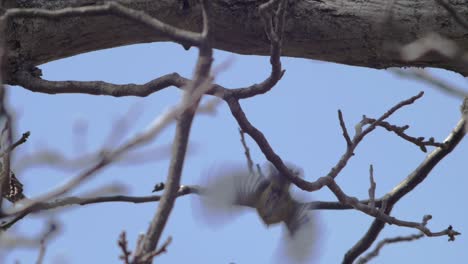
[435,0,468,30]
[0,131,30,158]
[0,185,198,231]
[327,180,460,239]
[1,2,203,49]
[357,215,431,264]
[361,117,444,152]
[133,1,213,261]
[239,129,254,174]
[343,112,466,263]
[2,0,468,75]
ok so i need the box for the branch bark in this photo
[343,113,466,263]
[2,0,468,80]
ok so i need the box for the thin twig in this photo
[343,114,466,263]
[227,0,286,99]
[357,215,432,264]
[338,110,352,147]
[368,165,376,208]
[140,236,172,262]
[0,131,30,158]
[327,179,460,239]
[35,221,57,264]
[0,185,197,230]
[118,231,132,264]
[239,129,254,174]
[329,92,425,180]
[2,86,207,217]
[15,144,178,174]
[362,117,444,152]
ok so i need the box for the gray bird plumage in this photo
[197,162,318,262]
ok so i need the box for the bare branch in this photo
[368,165,376,208]
[2,83,209,216]
[361,117,444,152]
[343,114,466,263]
[327,180,460,239]
[35,221,57,264]
[0,186,198,231]
[15,144,177,174]
[133,1,214,261]
[0,220,57,254]
[227,0,286,99]
[308,199,383,210]
[328,92,425,180]
[14,70,182,96]
[13,70,227,98]
[239,129,254,174]
[0,131,30,158]
[357,215,432,264]
[139,236,172,263]
[0,83,13,210]
[118,232,131,264]
[229,92,425,193]
[227,97,331,191]
[338,110,352,147]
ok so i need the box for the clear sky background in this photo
[4,42,468,263]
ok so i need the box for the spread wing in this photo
[282,202,318,263]
[196,163,269,226]
[285,202,313,236]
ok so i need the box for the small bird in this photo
[198,162,317,262]
[2,170,26,203]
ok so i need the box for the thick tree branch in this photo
[0,83,13,209]
[2,0,468,76]
[435,0,468,30]
[1,1,203,49]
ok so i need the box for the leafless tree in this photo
[0,0,466,263]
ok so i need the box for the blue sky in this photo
[5,42,467,263]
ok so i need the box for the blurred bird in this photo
[198,162,317,262]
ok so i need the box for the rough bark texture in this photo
[2,0,468,80]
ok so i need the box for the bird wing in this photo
[282,202,318,262]
[232,168,269,207]
[284,202,314,236]
[196,164,269,226]
[201,164,268,208]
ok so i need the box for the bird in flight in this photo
[198,162,318,262]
